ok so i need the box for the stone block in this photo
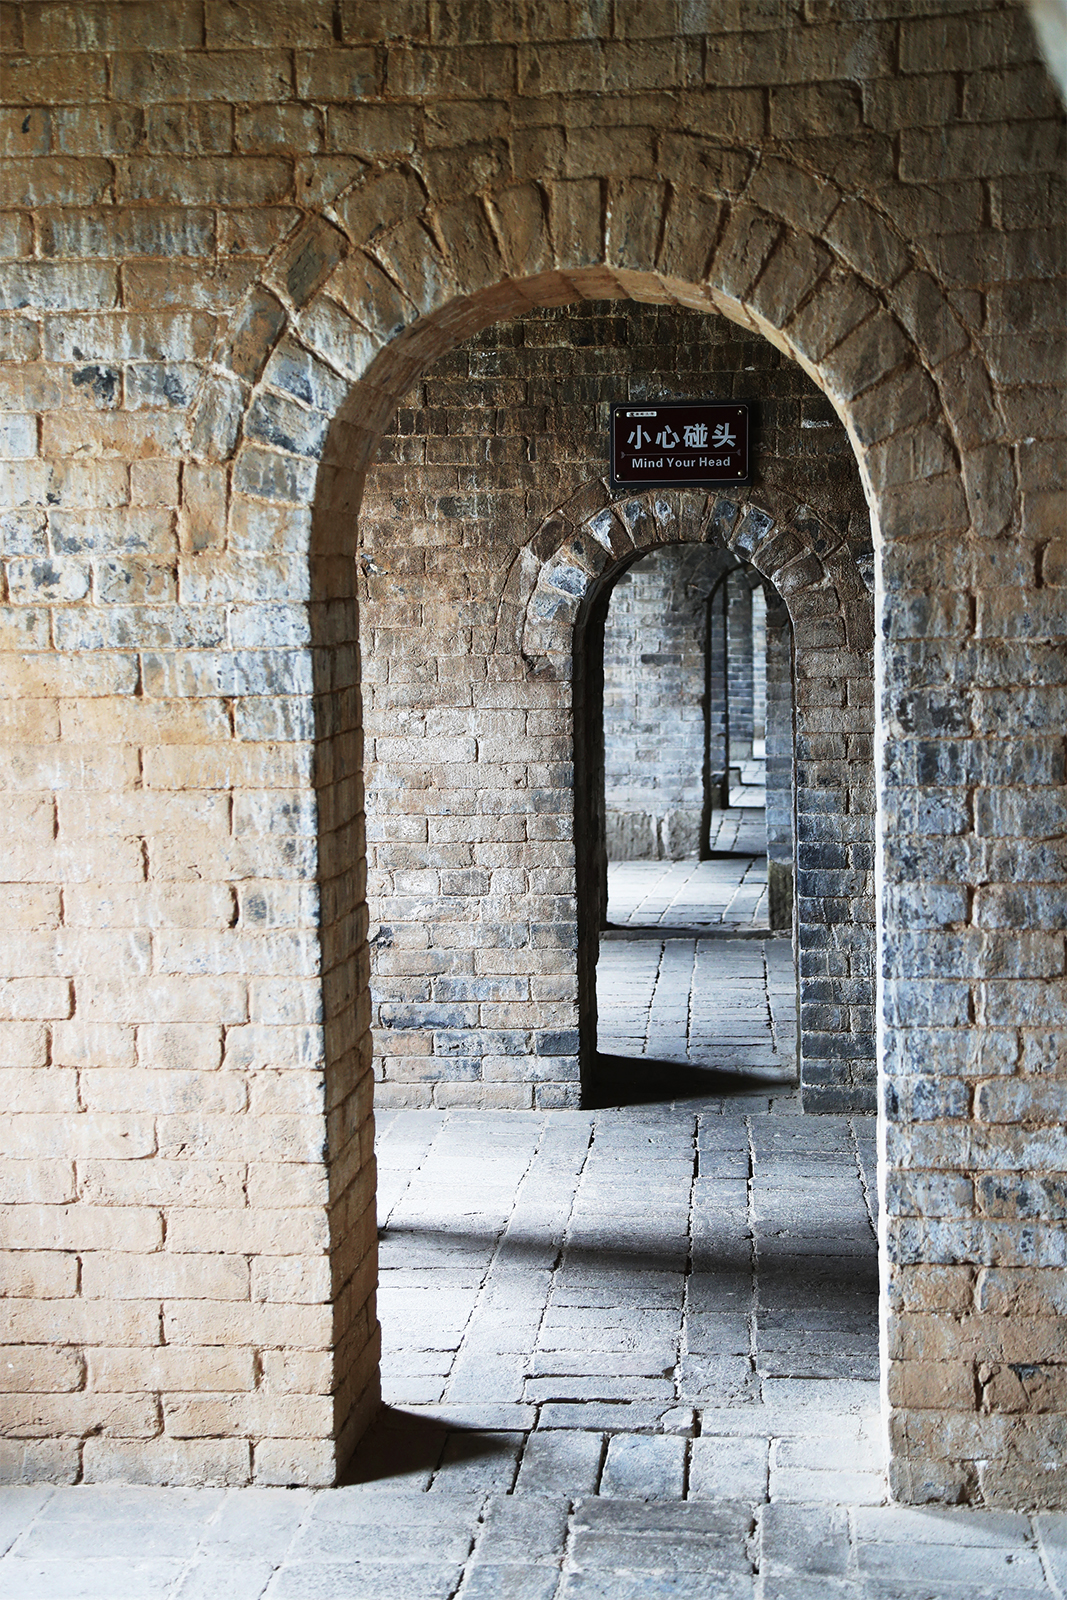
[295,46,379,100]
[327,103,417,156]
[0,1439,80,1485]
[81,1436,253,1487]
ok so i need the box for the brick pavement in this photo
[606,817,771,933]
[2,934,1058,1596]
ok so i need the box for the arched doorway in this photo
[184,168,986,1493]
[580,539,800,1112]
[515,479,871,1110]
[342,295,876,1482]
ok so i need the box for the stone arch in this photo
[486,481,873,1108]
[187,155,989,551]
[179,154,984,1487]
[505,483,872,671]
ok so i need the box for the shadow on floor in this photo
[601,925,773,940]
[340,1405,516,1487]
[378,1223,879,1301]
[586,1052,795,1109]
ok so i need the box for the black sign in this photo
[610,401,750,490]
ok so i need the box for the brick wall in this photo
[602,547,717,863]
[765,592,795,931]
[0,0,1063,1508]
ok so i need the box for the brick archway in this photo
[498,482,874,1111]
[0,0,1059,1510]
[180,156,984,1491]
[189,162,990,542]
[506,483,872,669]
[211,133,1054,1511]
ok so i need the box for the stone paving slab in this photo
[606,841,769,932]
[0,1556,188,1599]
[595,934,796,1106]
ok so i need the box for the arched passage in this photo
[504,482,873,1110]
[183,163,1000,1496]
[344,297,872,1119]
[597,544,775,863]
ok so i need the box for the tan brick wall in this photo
[0,0,1064,1506]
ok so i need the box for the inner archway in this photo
[599,545,774,867]
[355,302,873,1115]
[584,539,799,1112]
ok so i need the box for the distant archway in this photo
[501,484,872,1102]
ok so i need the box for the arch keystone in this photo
[606,178,669,277]
[488,183,554,280]
[657,189,724,292]
[730,505,775,558]
[705,496,742,544]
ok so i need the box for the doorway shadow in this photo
[340,1405,516,1488]
[586,1051,795,1109]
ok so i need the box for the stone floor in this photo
[2,862,1064,1598]
[595,933,796,1090]
[607,813,770,932]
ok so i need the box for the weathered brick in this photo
[0,261,118,312]
[55,104,148,156]
[0,52,107,100]
[0,4,1062,1512]
[119,158,294,208]
[111,49,293,103]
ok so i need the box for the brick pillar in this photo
[765,594,794,934]
[752,584,767,746]
[726,573,755,766]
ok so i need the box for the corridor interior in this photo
[0,350,1061,1600]
[302,591,939,1595]
[330,531,898,1592]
